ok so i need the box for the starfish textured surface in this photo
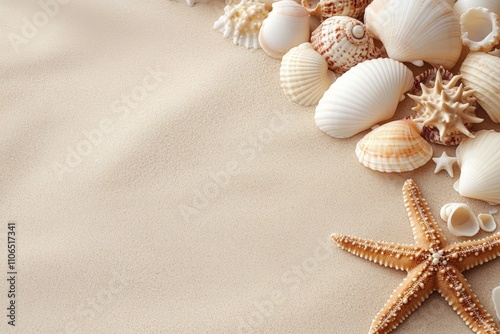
[332,179,500,334]
[432,151,458,177]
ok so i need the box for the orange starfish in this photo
[332,179,500,334]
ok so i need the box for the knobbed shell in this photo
[455,130,500,205]
[310,16,381,74]
[355,120,433,173]
[301,0,372,21]
[315,58,414,138]
[213,0,269,49]
[459,52,500,123]
[365,0,462,69]
[280,43,336,106]
[454,0,500,17]
[258,0,310,58]
[460,7,500,52]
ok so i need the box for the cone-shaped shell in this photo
[456,130,500,205]
[459,52,500,123]
[315,58,414,138]
[280,43,336,106]
[364,0,462,69]
[311,16,381,74]
[355,120,433,173]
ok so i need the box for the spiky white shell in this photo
[364,0,462,69]
[454,0,500,17]
[456,130,500,205]
[459,52,500,123]
[213,0,269,49]
[315,58,413,138]
[311,16,381,74]
[355,120,433,173]
[280,43,336,106]
[301,0,372,21]
[460,7,500,52]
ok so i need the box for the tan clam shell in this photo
[301,0,372,21]
[310,16,381,74]
[280,43,336,106]
[459,52,500,123]
[355,120,433,173]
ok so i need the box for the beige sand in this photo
[0,1,499,333]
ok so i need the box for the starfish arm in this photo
[446,233,500,271]
[331,234,422,271]
[437,266,500,333]
[370,264,435,334]
[402,179,448,248]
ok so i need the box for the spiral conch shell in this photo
[311,16,381,74]
[459,52,500,123]
[213,0,269,49]
[460,7,500,52]
[301,0,372,21]
[315,58,413,138]
[455,130,500,205]
[280,43,337,106]
[364,0,462,69]
[355,120,433,173]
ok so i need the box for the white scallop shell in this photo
[315,58,414,138]
[454,0,500,17]
[213,0,269,49]
[455,130,500,205]
[459,52,500,123]
[364,0,462,69]
[258,0,310,58]
[460,7,500,52]
[355,120,433,173]
[440,203,480,237]
[280,43,336,106]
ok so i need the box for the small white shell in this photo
[355,120,433,173]
[460,7,500,52]
[477,213,497,232]
[315,58,413,138]
[493,286,500,320]
[460,52,500,123]
[456,130,500,205]
[280,43,336,106]
[440,203,480,237]
[258,0,310,58]
[365,0,462,69]
[454,0,500,17]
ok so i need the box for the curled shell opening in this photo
[460,7,500,52]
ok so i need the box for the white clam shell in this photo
[364,0,462,69]
[258,0,310,59]
[315,58,414,138]
[477,213,497,232]
[355,120,433,173]
[456,130,500,205]
[493,286,500,320]
[440,203,480,237]
[460,52,500,123]
[280,43,336,106]
[460,7,500,52]
[454,0,500,17]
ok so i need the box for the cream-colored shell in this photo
[455,130,500,205]
[493,286,500,321]
[460,7,500,52]
[459,52,500,123]
[280,43,336,106]
[478,213,497,232]
[315,58,413,138]
[355,120,433,173]
[301,0,372,21]
[440,203,480,237]
[310,16,381,74]
[258,0,310,59]
[364,0,462,69]
[454,0,500,17]
[213,0,269,49]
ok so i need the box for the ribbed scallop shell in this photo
[301,0,372,21]
[315,58,414,138]
[311,16,381,74]
[364,0,462,69]
[456,130,500,205]
[454,0,500,17]
[460,52,500,123]
[355,120,433,173]
[280,43,336,106]
[460,7,500,52]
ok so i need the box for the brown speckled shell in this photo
[302,0,372,21]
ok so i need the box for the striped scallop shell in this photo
[355,120,433,173]
[315,58,414,138]
[364,0,462,69]
[460,52,500,123]
[280,43,336,106]
[456,130,500,205]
